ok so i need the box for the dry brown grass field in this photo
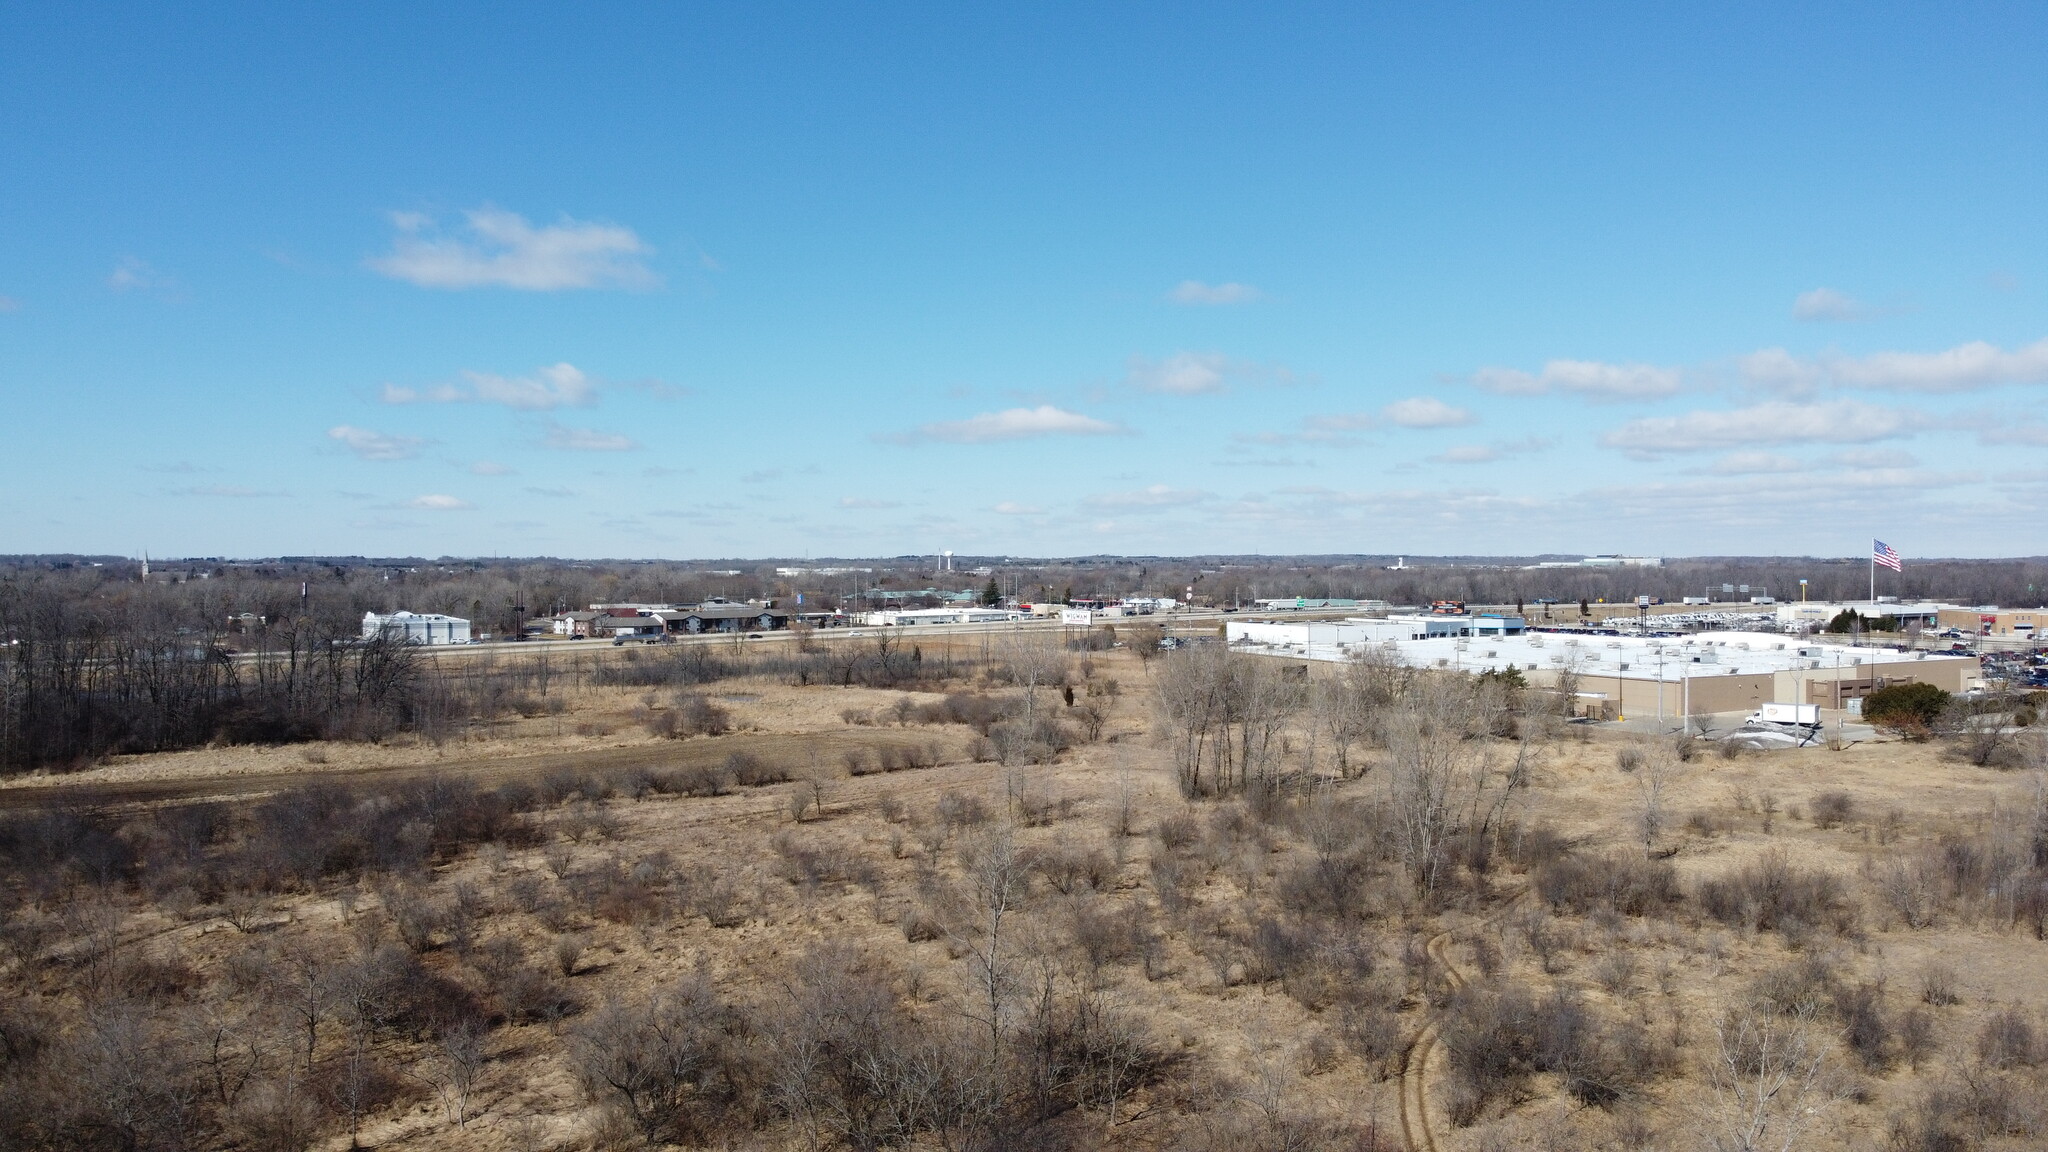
[2,634,2044,1152]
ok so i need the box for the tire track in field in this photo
[1398,888,1528,1152]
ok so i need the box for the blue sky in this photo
[2,4,2044,559]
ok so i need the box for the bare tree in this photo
[1700,1000,1831,1152]
[953,824,1028,1070]
[1637,752,1679,857]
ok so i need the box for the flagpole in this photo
[1870,540,1875,603]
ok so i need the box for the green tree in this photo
[981,579,1000,606]
[1825,609,1863,634]
[1862,681,1951,739]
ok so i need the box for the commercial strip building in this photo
[1227,619,1979,720]
[361,611,471,645]
[1938,607,2048,638]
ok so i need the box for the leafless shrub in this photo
[936,790,990,831]
[1977,1008,2041,1069]
[1834,981,1894,1071]
[1921,963,1960,1006]
[725,751,791,787]
[552,931,589,976]
[1616,745,1647,773]
[1035,843,1114,894]
[1595,951,1639,996]
[1811,790,1856,830]
[1886,1069,2046,1152]
[1698,850,1853,936]
[1536,852,1681,919]
[570,977,755,1146]
[771,830,875,891]
[1440,980,1652,1124]
[1898,1007,1936,1070]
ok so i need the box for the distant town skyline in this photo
[2,7,2043,558]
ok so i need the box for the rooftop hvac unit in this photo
[1486,650,1498,658]
[1620,662,1631,671]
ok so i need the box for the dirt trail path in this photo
[1398,889,1526,1152]
[0,728,966,811]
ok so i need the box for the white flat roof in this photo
[1228,624,1973,682]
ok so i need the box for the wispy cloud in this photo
[368,206,658,291]
[468,461,515,476]
[1125,351,1292,395]
[166,484,287,498]
[1791,287,1871,322]
[1706,451,1808,475]
[0,295,19,313]
[406,494,473,510]
[887,405,1125,445]
[1741,338,2048,394]
[542,421,638,451]
[1167,280,1260,305]
[1381,397,1475,429]
[1600,400,1913,455]
[1430,436,1550,464]
[1471,359,1682,400]
[383,362,597,410]
[837,497,902,510]
[1085,484,1212,509]
[328,425,426,461]
[993,501,1044,515]
[525,486,576,498]
[107,257,180,296]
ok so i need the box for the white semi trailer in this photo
[1745,702,1821,727]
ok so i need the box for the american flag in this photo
[1873,539,1902,571]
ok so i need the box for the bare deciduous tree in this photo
[1700,1000,1832,1152]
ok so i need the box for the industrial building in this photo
[1227,619,1978,720]
[861,607,1025,626]
[361,611,471,645]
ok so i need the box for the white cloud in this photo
[1980,423,2048,447]
[328,425,425,461]
[891,405,1125,444]
[1085,484,1212,509]
[368,207,658,291]
[993,501,1043,515]
[1471,359,1682,400]
[1791,287,1869,322]
[384,362,596,410]
[406,494,472,510]
[1430,437,1549,465]
[1125,351,1292,395]
[107,257,178,295]
[838,497,902,509]
[468,461,515,476]
[1827,447,1918,469]
[1600,400,1913,455]
[1127,351,1229,395]
[1381,397,1475,428]
[1708,451,1807,475]
[1742,338,2048,394]
[542,422,638,451]
[1167,280,1260,305]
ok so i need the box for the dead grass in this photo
[1,646,2043,1151]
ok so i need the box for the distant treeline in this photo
[0,571,1001,771]
[5,553,2044,619]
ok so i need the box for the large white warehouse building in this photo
[362,611,472,645]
